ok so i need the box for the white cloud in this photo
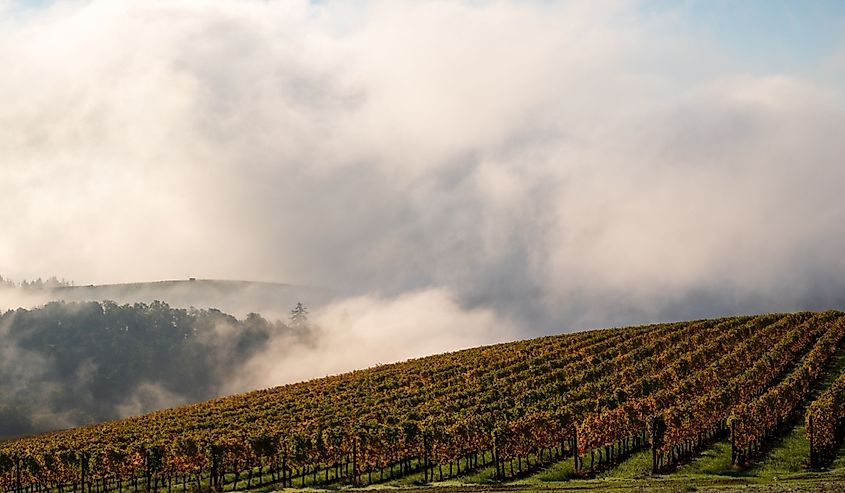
[225,288,519,392]
[0,0,844,337]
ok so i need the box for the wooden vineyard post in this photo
[808,415,816,469]
[651,439,657,474]
[730,419,737,466]
[491,431,499,480]
[352,438,358,487]
[281,446,288,488]
[423,433,429,483]
[572,428,579,473]
[650,416,665,475]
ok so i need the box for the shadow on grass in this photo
[673,441,753,478]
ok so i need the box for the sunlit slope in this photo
[2,311,844,492]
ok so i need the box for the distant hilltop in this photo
[0,278,336,319]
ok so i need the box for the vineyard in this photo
[3,311,845,493]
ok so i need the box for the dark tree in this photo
[290,302,308,328]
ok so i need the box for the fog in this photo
[1,0,845,399]
[225,288,518,391]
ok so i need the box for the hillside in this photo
[3,311,845,493]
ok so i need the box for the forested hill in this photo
[0,300,309,439]
[4,311,845,493]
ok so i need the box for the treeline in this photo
[0,275,74,290]
[0,300,305,439]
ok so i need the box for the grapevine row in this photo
[806,330,845,468]
[729,315,845,465]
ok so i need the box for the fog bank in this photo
[1,0,844,369]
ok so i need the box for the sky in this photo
[644,0,845,75]
[2,0,845,348]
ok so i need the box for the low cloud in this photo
[116,382,192,419]
[226,288,519,392]
[0,0,844,351]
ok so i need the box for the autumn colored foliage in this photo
[1,311,843,492]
